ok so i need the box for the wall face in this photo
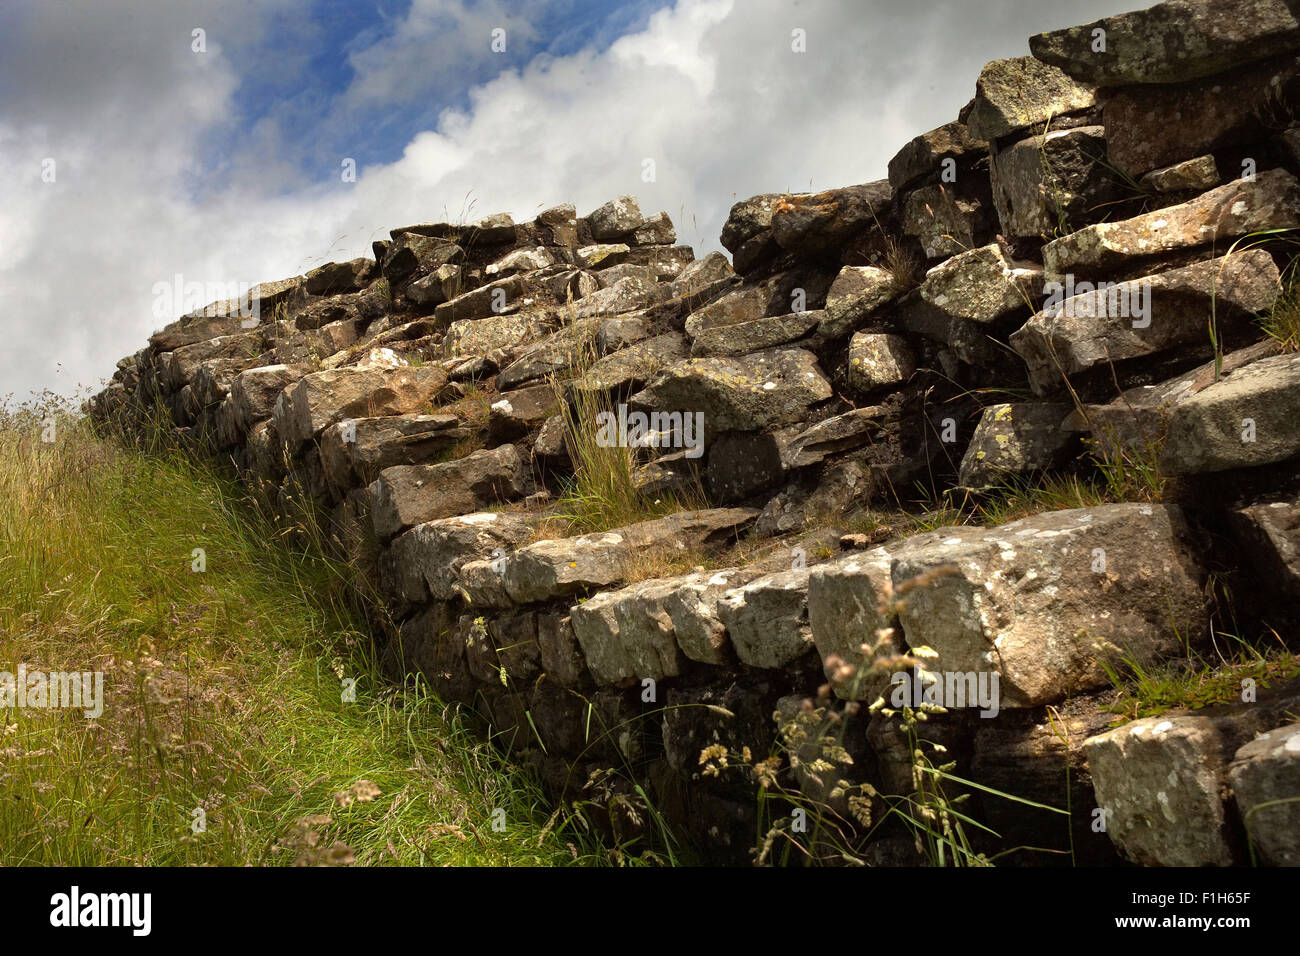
[91,0,1300,866]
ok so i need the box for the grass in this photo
[545,330,708,536]
[1099,632,1300,725]
[1260,257,1300,352]
[0,402,607,866]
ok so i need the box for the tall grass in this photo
[547,329,706,535]
[0,401,605,866]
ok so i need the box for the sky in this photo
[0,0,1139,404]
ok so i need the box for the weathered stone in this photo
[1029,0,1300,86]
[720,194,791,252]
[443,310,550,358]
[958,403,1073,489]
[847,332,915,393]
[486,246,556,276]
[891,503,1208,708]
[902,184,991,258]
[771,181,893,256]
[706,430,789,502]
[548,269,600,303]
[466,610,541,687]
[536,611,589,688]
[368,444,529,540]
[691,310,821,357]
[623,244,695,281]
[895,291,1002,368]
[487,384,557,443]
[382,235,463,287]
[406,263,462,306]
[575,243,629,270]
[319,413,467,489]
[388,511,535,604]
[731,230,780,275]
[434,276,524,324]
[534,414,569,462]
[387,213,515,245]
[1010,251,1281,394]
[1138,155,1220,194]
[1109,52,1300,178]
[888,121,986,191]
[1228,497,1300,600]
[587,195,644,240]
[1085,715,1241,867]
[668,251,736,299]
[684,284,773,338]
[807,548,896,701]
[569,577,687,684]
[497,319,601,390]
[274,363,449,451]
[455,557,515,608]
[1283,125,1300,165]
[918,243,1042,323]
[1227,722,1300,866]
[1160,351,1300,474]
[817,266,900,339]
[965,56,1097,142]
[663,569,759,665]
[630,349,832,438]
[782,406,887,468]
[574,275,662,319]
[990,126,1122,239]
[716,568,813,669]
[1063,340,1281,460]
[1042,169,1300,277]
[499,508,757,604]
[164,332,263,390]
[392,605,475,702]
[305,258,372,297]
[631,211,676,245]
[581,332,689,393]
[755,460,878,536]
[594,263,653,289]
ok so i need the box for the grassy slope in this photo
[0,413,605,866]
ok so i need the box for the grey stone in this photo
[990,126,1122,239]
[1029,0,1300,86]
[368,444,529,540]
[1042,168,1300,277]
[1228,722,1300,866]
[919,243,1042,323]
[958,403,1073,489]
[630,348,832,438]
[1010,251,1281,395]
[716,568,814,669]
[966,56,1097,142]
[587,195,644,240]
[891,503,1207,708]
[1085,715,1240,867]
[847,332,915,393]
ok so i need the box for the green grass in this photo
[1099,635,1300,726]
[0,405,607,866]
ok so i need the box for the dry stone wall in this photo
[91,0,1300,865]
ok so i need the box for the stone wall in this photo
[90,0,1300,865]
